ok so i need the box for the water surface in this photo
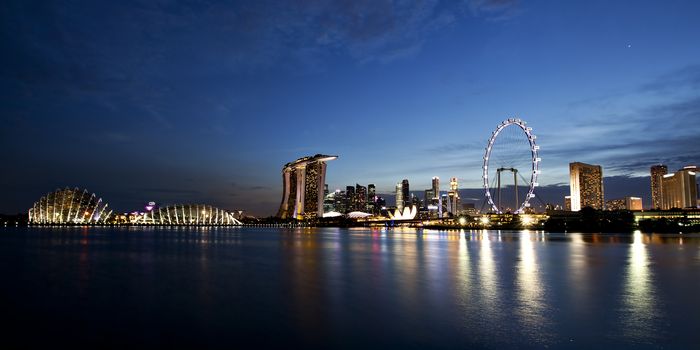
[1,227,699,349]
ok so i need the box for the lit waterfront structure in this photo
[661,166,698,210]
[606,197,643,211]
[395,182,404,211]
[564,195,571,211]
[29,187,112,224]
[569,162,604,211]
[388,205,418,220]
[137,204,242,225]
[277,154,338,219]
[448,177,460,215]
[651,164,668,209]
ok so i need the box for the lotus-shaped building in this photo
[136,204,242,225]
[388,205,418,220]
[29,187,112,224]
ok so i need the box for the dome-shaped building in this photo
[29,188,112,224]
[137,204,242,225]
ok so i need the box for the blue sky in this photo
[2,0,699,215]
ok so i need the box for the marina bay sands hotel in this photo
[277,154,337,219]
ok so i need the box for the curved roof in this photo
[346,211,372,218]
[29,187,112,224]
[283,154,338,169]
[138,204,242,225]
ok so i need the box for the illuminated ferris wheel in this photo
[482,118,540,214]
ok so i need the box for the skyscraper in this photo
[569,162,604,211]
[650,164,668,209]
[346,186,355,212]
[661,166,698,210]
[278,154,338,219]
[368,184,376,213]
[401,179,410,208]
[431,176,440,205]
[424,189,434,209]
[448,177,460,215]
[395,183,404,211]
[355,184,367,212]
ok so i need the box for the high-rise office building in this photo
[564,195,571,211]
[368,184,376,213]
[431,177,440,205]
[355,184,367,212]
[448,177,460,215]
[345,186,355,212]
[569,162,604,211]
[650,164,668,209]
[661,166,698,209]
[401,179,410,208]
[424,189,435,209]
[278,154,338,219]
[395,183,404,211]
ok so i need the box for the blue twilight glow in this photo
[1,1,699,215]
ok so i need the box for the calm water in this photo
[1,227,699,349]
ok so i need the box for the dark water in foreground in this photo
[1,227,699,349]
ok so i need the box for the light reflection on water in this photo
[516,231,550,344]
[2,227,700,348]
[621,231,659,343]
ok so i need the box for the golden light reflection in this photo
[516,232,549,343]
[478,232,499,316]
[622,231,657,341]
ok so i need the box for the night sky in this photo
[2,0,699,216]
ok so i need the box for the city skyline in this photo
[2,1,700,215]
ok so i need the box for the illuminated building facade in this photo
[650,164,668,209]
[355,184,367,212]
[395,182,404,211]
[277,154,338,219]
[401,179,410,208]
[29,187,112,224]
[368,184,376,213]
[137,204,242,225]
[448,177,460,215]
[606,197,643,211]
[564,195,571,211]
[431,176,440,205]
[569,162,604,211]
[661,166,698,210]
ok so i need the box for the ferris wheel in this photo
[482,118,540,214]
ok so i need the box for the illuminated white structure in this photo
[388,205,418,220]
[278,154,337,219]
[482,118,540,214]
[29,187,112,224]
[137,204,242,225]
[448,177,460,215]
[346,211,372,219]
